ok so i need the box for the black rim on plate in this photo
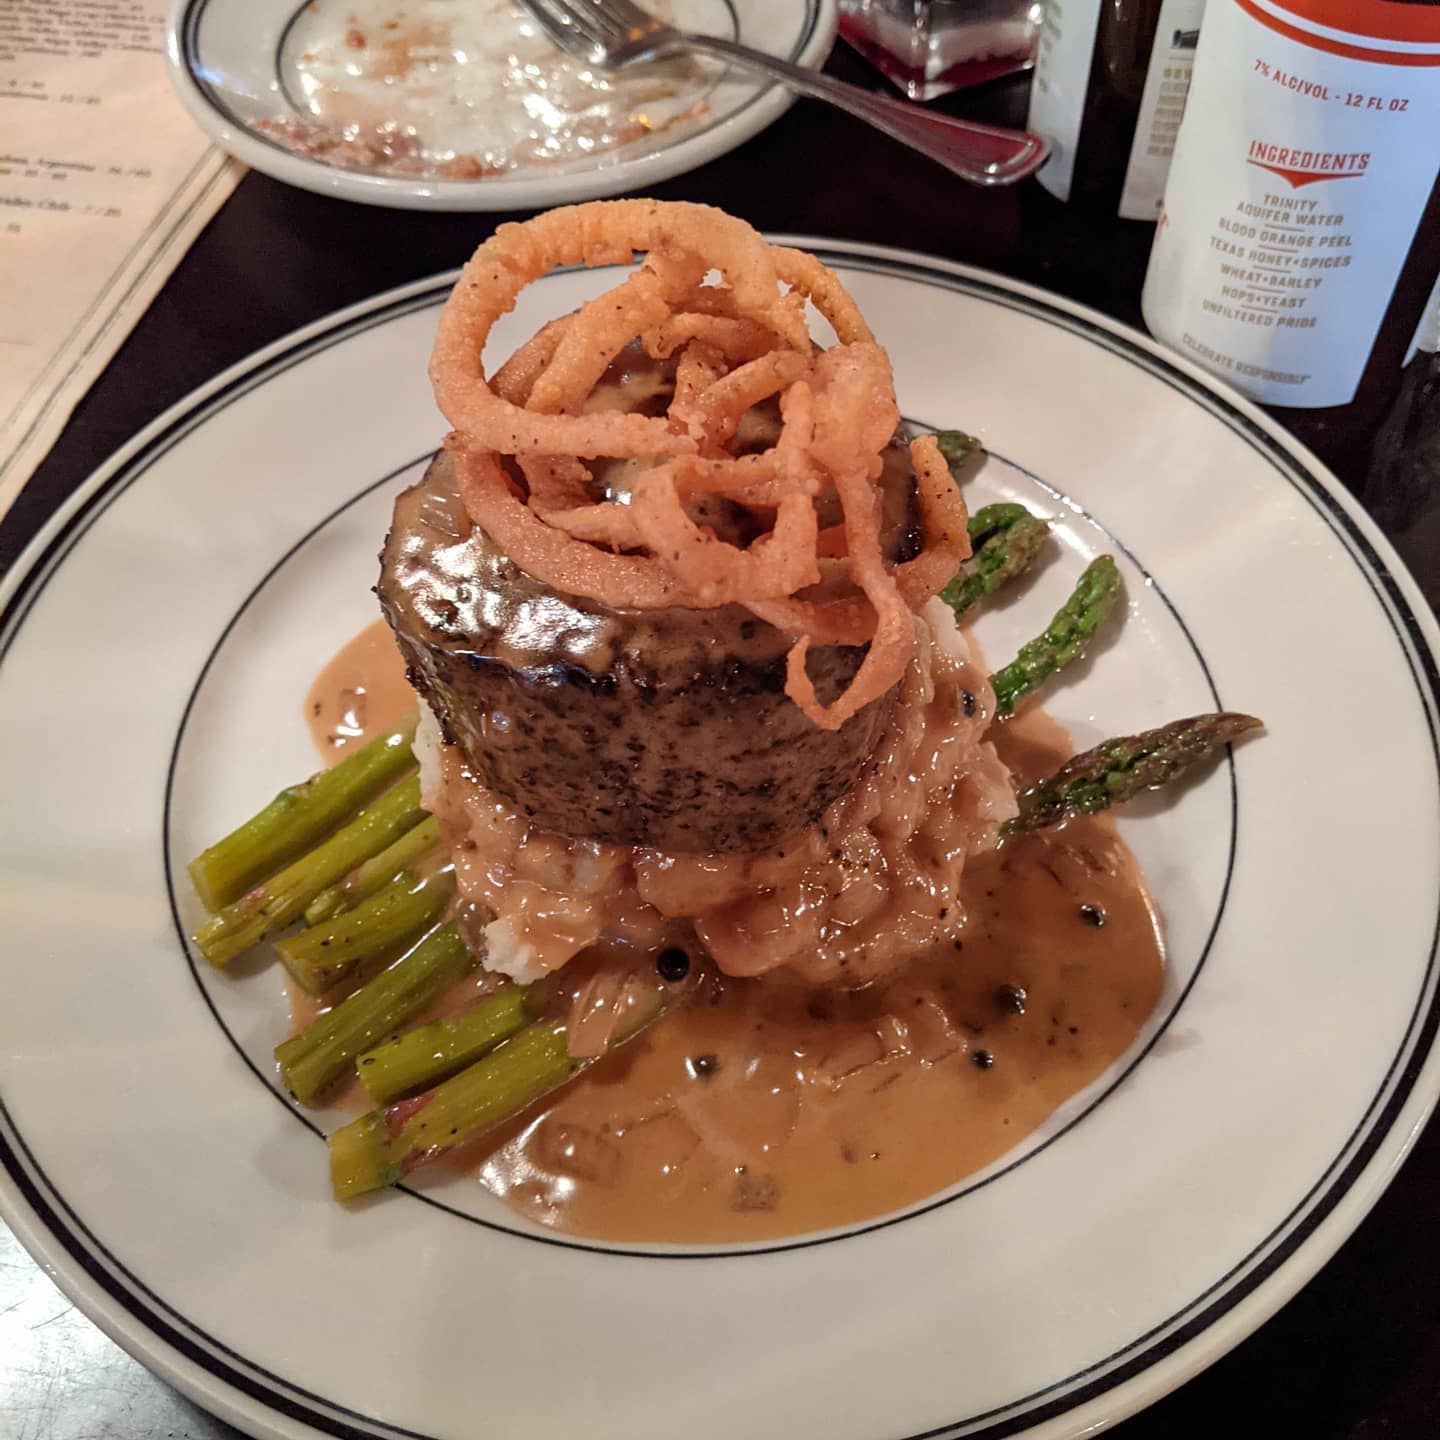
[0,250,1436,1440]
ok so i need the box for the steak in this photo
[378,445,918,854]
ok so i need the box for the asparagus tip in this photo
[1003,710,1264,834]
[934,428,985,467]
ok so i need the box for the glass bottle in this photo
[1141,0,1440,481]
[1027,0,1206,218]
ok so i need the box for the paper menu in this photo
[0,1,244,520]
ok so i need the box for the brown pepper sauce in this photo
[304,621,1164,1245]
[304,619,417,757]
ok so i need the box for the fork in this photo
[517,0,1049,188]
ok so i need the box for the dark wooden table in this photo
[2,49,1437,1440]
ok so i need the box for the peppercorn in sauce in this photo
[304,622,1163,1244]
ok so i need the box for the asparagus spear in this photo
[188,716,418,912]
[1003,712,1263,834]
[304,815,442,926]
[357,983,538,1105]
[942,503,1051,620]
[329,980,669,1201]
[193,773,426,968]
[331,1022,573,1200]
[275,921,477,1106]
[968,502,1030,541]
[991,555,1123,715]
[277,866,456,996]
[934,429,983,470]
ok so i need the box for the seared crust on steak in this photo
[379,450,906,852]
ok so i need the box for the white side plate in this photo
[165,0,835,209]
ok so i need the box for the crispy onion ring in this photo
[432,202,974,732]
[684,349,811,452]
[517,454,593,515]
[671,339,728,447]
[491,317,568,406]
[629,458,818,607]
[527,267,673,415]
[894,433,973,606]
[771,245,875,345]
[641,312,783,365]
[450,441,689,607]
[431,200,806,459]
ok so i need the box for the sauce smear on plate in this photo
[305,620,414,756]
[304,622,1165,1244]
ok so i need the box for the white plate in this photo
[1,242,1438,1440]
[165,0,835,209]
